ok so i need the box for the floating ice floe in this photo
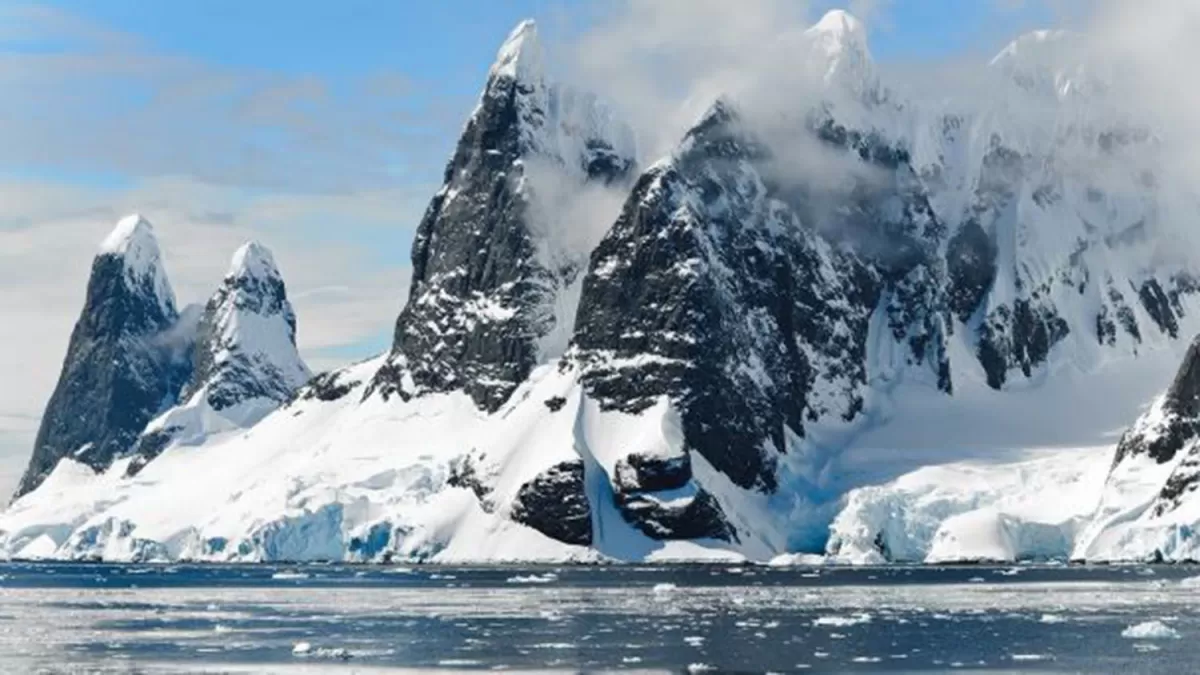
[271,571,309,580]
[1011,653,1053,661]
[1121,621,1180,639]
[813,613,872,627]
[506,572,558,584]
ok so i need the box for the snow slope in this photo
[0,358,760,562]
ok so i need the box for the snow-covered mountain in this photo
[5,12,1200,564]
[124,242,311,477]
[14,215,193,498]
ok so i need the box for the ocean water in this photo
[0,562,1198,673]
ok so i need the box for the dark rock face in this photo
[16,235,191,497]
[371,27,635,413]
[566,102,968,539]
[946,220,997,322]
[447,450,496,513]
[1139,279,1179,339]
[509,460,592,546]
[1114,336,1200,468]
[1097,283,1140,347]
[571,104,912,497]
[1133,338,1200,516]
[977,297,1071,390]
[124,427,180,478]
[299,369,362,403]
[612,452,734,541]
[617,489,735,542]
[613,454,691,494]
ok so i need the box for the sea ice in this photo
[1121,621,1180,639]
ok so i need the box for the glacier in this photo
[7,10,1200,564]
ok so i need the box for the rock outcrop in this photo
[15,215,193,497]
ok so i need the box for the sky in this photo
[0,0,1079,498]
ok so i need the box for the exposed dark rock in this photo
[124,427,182,478]
[609,451,735,541]
[616,488,735,542]
[1139,279,1180,339]
[613,454,691,494]
[447,451,495,513]
[1114,335,1200,467]
[946,220,997,322]
[977,297,1070,389]
[370,23,635,412]
[570,101,955,494]
[509,460,592,546]
[16,217,193,498]
[300,369,362,403]
[1097,283,1140,346]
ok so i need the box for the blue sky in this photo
[0,0,1070,496]
[4,0,1066,193]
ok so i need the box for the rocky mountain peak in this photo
[181,241,309,411]
[809,9,867,46]
[124,241,310,477]
[97,213,175,317]
[806,9,874,90]
[370,20,637,412]
[489,19,542,83]
[14,215,192,498]
[226,240,280,282]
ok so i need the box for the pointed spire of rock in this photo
[226,240,280,281]
[809,9,867,44]
[124,241,310,477]
[805,9,876,93]
[489,19,543,82]
[15,215,190,498]
[370,18,636,412]
[97,213,176,317]
[181,241,310,412]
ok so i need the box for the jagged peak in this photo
[100,213,156,255]
[810,9,866,40]
[489,19,543,82]
[96,213,175,312]
[807,9,869,54]
[226,241,281,282]
[804,9,875,92]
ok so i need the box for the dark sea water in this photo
[1,562,1198,673]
